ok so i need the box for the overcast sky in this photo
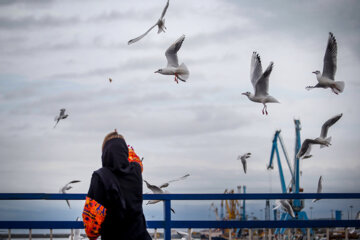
[0,0,359,222]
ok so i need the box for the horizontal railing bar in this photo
[0,193,359,200]
[0,220,359,229]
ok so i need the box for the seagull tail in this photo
[320,136,331,148]
[178,63,189,81]
[334,81,345,93]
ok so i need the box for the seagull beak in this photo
[154,70,160,73]
[312,71,316,74]
[241,92,246,95]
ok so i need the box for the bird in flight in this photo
[155,34,189,84]
[128,0,170,45]
[237,152,251,174]
[273,199,295,218]
[59,180,81,209]
[242,52,279,115]
[306,32,344,94]
[313,176,323,203]
[54,108,69,128]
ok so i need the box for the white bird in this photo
[296,138,330,159]
[128,0,169,45]
[306,32,344,94]
[273,200,295,218]
[237,152,251,174]
[174,230,190,240]
[59,180,81,209]
[54,108,69,128]
[242,52,279,115]
[313,176,323,203]
[144,174,190,213]
[154,34,189,84]
[318,113,343,149]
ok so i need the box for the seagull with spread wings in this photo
[237,153,251,174]
[306,32,344,94]
[318,113,343,148]
[155,34,189,84]
[128,0,170,45]
[242,52,279,115]
[59,180,81,209]
[54,108,68,128]
[144,174,190,213]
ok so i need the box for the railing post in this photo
[70,229,74,240]
[209,228,212,240]
[50,229,53,240]
[268,228,272,240]
[163,199,171,240]
[345,228,349,240]
[188,228,192,240]
[29,229,32,240]
[154,228,157,240]
[249,228,252,240]
[8,229,10,240]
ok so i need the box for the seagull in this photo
[306,32,345,94]
[313,176,323,203]
[59,180,81,209]
[296,138,330,159]
[174,230,190,240]
[273,200,295,218]
[154,34,189,84]
[237,152,251,174]
[318,113,343,149]
[242,52,279,115]
[128,0,169,45]
[54,108,69,128]
[144,174,190,213]
[109,78,112,83]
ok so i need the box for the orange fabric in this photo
[128,146,143,172]
[82,196,107,240]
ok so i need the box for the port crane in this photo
[267,119,310,235]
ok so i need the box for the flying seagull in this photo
[318,113,343,148]
[237,153,251,174]
[313,176,323,203]
[128,0,170,45]
[54,108,68,128]
[296,138,330,159]
[273,200,295,218]
[59,180,81,209]
[109,78,112,83]
[155,34,189,84]
[242,52,279,115]
[306,32,344,94]
[144,174,190,213]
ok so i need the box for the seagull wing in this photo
[160,0,170,19]
[165,34,185,67]
[297,139,317,159]
[144,180,163,193]
[128,23,158,45]
[167,173,190,184]
[250,52,263,89]
[281,200,295,218]
[322,32,337,80]
[317,176,323,193]
[254,62,273,97]
[66,199,71,209]
[59,109,66,117]
[320,113,342,139]
[241,158,247,174]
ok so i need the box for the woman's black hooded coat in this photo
[87,138,151,240]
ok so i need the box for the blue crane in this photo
[267,119,310,235]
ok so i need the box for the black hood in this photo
[101,138,131,174]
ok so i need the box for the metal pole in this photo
[345,228,348,240]
[229,228,232,240]
[29,229,32,240]
[50,229,53,240]
[268,229,272,240]
[326,228,330,240]
[188,228,192,240]
[163,199,171,240]
[209,228,212,240]
[8,229,10,240]
[70,229,74,240]
[307,228,310,240]
[154,228,157,240]
[249,229,252,240]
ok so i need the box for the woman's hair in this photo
[102,129,124,152]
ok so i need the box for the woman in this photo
[82,130,151,240]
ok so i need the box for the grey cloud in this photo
[0,15,80,30]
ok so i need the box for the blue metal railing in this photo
[1,193,360,240]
